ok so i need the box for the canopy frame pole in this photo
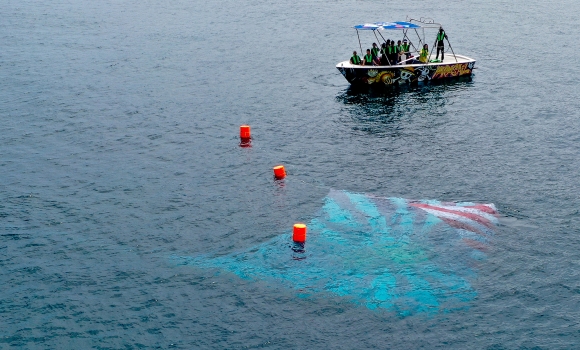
[372,30,381,58]
[376,30,387,45]
[373,30,381,44]
[356,29,363,58]
[446,36,458,62]
[402,31,418,56]
[371,31,383,65]
[413,28,424,49]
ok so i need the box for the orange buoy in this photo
[240,125,251,139]
[292,223,306,243]
[293,223,307,243]
[273,165,286,179]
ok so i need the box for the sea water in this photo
[2,0,580,348]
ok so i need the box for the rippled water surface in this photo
[2,0,580,348]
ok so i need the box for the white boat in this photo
[336,18,476,86]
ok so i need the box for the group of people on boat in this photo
[350,39,410,66]
[349,27,448,66]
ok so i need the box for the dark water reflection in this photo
[336,78,474,138]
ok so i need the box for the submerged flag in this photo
[174,190,498,316]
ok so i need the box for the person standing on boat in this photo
[419,44,429,63]
[363,49,374,66]
[402,39,411,63]
[350,51,362,65]
[380,43,389,65]
[396,40,404,64]
[388,41,397,65]
[382,40,391,64]
[382,40,390,56]
[436,27,448,61]
[371,43,381,65]
[371,43,380,59]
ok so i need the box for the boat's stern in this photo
[336,61,359,84]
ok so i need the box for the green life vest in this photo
[437,31,445,42]
[351,55,361,64]
[420,48,428,60]
[364,54,373,63]
[402,43,409,51]
[371,47,379,57]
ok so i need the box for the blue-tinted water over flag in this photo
[174,190,498,316]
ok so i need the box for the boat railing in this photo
[407,16,441,28]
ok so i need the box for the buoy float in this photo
[293,223,307,243]
[273,165,286,179]
[239,125,251,147]
[240,125,251,140]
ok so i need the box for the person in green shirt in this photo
[382,40,390,64]
[371,43,381,65]
[350,51,361,65]
[436,27,448,61]
[401,39,411,63]
[363,49,374,66]
[419,44,429,63]
[396,40,404,64]
[380,43,389,65]
[388,41,397,65]
[371,43,380,59]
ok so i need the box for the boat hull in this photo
[336,55,476,86]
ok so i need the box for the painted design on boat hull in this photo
[337,61,475,86]
[432,62,475,79]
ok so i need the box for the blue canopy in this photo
[380,21,421,29]
[353,21,421,30]
[353,23,381,30]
